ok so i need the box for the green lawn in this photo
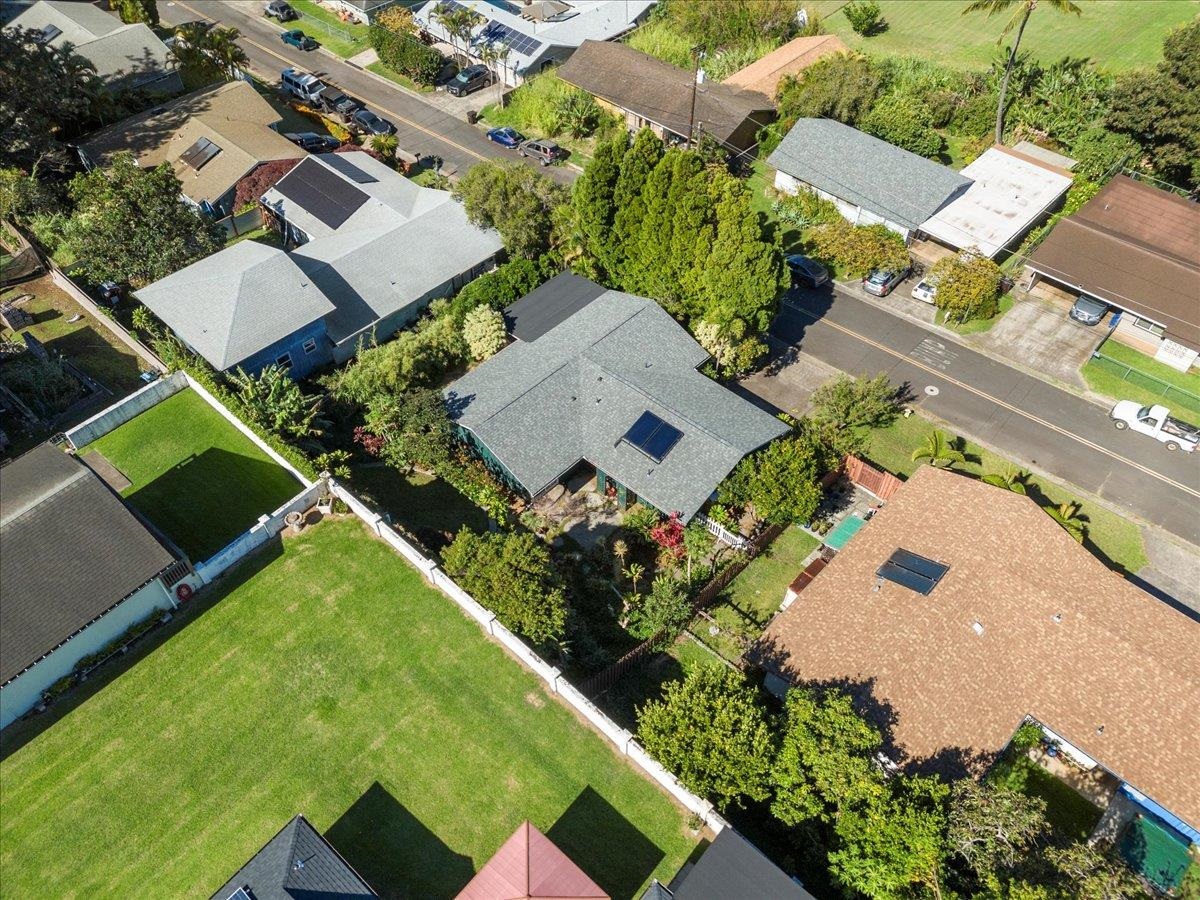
[1083,339,1200,427]
[935,292,1015,335]
[349,464,489,537]
[82,389,302,560]
[0,518,697,898]
[224,224,284,249]
[811,0,1198,71]
[701,527,821,662]
[864,412,1148,573]
[1,281,143,396]
[989,755,1102,842]
[289,0,370,57]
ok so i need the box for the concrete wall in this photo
[48,265,164,372]
[0,579,173,729]
[65,371,189,448]
[330,480,730,834]
[774,170,911,242]
[195,481,324,583]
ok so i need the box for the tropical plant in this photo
[130,305,156,335]
[370,133,398,161]
[961,0,1084,143]
[911,430,966,468]
[1044,500,1086,542]
[844,0,884,35]
[432,1,479,65]
[461,304,506,360]
[628,574,691,639]
[981,468,1030,494]
[622,561,646,594]
[313,449,352,479]
[553,91,602,138]
[229,364,325,441]
[357,386,454,473]
[611,538,629,581]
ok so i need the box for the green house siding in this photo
[456,426,526,496]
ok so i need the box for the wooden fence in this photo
[580,521,787,699]
[845,454,902,501]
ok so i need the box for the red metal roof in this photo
[455,821,608,900]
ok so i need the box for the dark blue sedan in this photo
[486,126,525,149]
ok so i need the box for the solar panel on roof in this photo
[180,137,221,171]
[224,888,252,900]
[321,153,378,184]
[876,549,948,595]
[39,23,62,42]
[622,411,683,463]
[273,158,369,231]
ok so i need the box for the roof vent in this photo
[1051,613,1063,624]
[293,857,305,871]
[971,621,984,636]
[1096,724,1105,735]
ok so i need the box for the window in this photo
[276,352,293,370]
[1130,316,1165,337]
[302,338,318,355]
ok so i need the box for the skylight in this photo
[622,411,683,463]
[876,548,948,595]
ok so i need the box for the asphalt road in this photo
[158,0,575,183]
[772,287,1200,547]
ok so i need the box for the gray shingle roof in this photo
[0,445,175,686]
[672,829,814,900]
[135,239,335,371]
[9,1,175,89]
[768,118,972,231]
[210,814,377,900]
[447,285,788,521]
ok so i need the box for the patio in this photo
[811,473,884,554]
[532,468,623,551]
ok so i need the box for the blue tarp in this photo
[1120,784,1200,846]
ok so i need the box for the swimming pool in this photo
[824,515,866,551]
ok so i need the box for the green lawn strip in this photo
[223,225,284,249]
[289,0,370,57]
[1,285,143,395]
[348,464,489,536]
[935,293,1015,335]
[1082,339,1200,426]
[811,0,1193,71]
[989,756,1102,842]
[366,60,434,93]
[82,389,302,559]
[702,528,821,662]
[0,518,696,898]
[864,413,1147,572]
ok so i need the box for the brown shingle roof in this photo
[80,81,304,207]
[455,821,608,899]
[558,40,774,149]
[1026,176,1200,350]
[722,34,849,99]
[758,466,1200,829]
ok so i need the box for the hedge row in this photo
[370,25,443,86]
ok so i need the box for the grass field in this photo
[701,527,821,662]
[812,0,1198,71]
[349,465,489,537]
[82,389,302,560]
[1083,339,1200,427]
[289,0,370,57]
[0,519,697,898]
[989,755,1103,841]
[864,412,1148,572]
[366,60,434,93]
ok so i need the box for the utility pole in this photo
[686,45,703,149]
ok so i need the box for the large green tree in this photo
[442,528,567,644]
[68,153,222,286]
[729,430,832,525]
[609,129,663,279]
[327,313,465,407]
[928,251,1003,323]
[1107,18,1200,189]
[770,687,886,826]
[570,131,626,279]
[455,161,567,258]
[637,665,775,810]
[810,373,901,432]
[947,780,1050,889]
[769,52,885,150]
[961,0,1084,143]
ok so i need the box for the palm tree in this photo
[911,430,966,468]
[962,0,1084,143]
[623,562,646,594]
[206,26,249,80]
[432,2,478,66]
[611,538,629,582]
[981,468,1029,494]
[1044,501,1087,542]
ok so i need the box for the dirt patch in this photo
[524,690,545,708]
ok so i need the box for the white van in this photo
[281,67,326,103]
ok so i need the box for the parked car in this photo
[1069,294,1109,326]
[285,132,340,152]
[447,64,492,97]
[264,0,298,22]
[352,107,396,136]
[911,278,939,304]
[785,254,829,288]
[518,138,565,166]
[280,67,326,103]
[486,126,525,149]
[318,87,361,117]
[1110,401,1199,452]
[862,266,911,297]
[280,29,317,50]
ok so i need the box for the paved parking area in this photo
[736,338,841,418]
[973,295,1104,388]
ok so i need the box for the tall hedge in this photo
[370,25,443,86]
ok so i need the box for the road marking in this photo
[911,337,958,371]
[783,301,1200,499]
[173,0,488,163]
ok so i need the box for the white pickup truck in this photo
[1110,401,1200,452]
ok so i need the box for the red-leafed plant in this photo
[233,157,301,211]
[650,511,686,561]
[353,425,385,457]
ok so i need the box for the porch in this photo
[531,463,632,551]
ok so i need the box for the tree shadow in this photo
[325,781,475,899]
[546,785,665,900]
[768,284,837,355]
[598,647,686,732]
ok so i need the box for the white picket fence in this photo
[696,513,750,550]
[330,481,730,834]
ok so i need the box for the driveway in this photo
[973,295,1103,389]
